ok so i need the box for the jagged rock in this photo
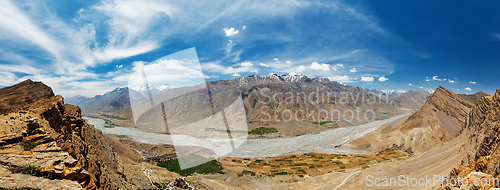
[165,177,195,190]
[0,133,23,144]
[32,141,61,152]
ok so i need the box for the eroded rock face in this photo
[0,117,95,189]
[0,93,130,189]
[444,89,500,189]
[0,164,82,190]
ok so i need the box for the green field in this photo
[248,127,278,135]
[157,155,224,176]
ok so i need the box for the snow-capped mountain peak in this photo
[158,84,175,91]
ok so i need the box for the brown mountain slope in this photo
[346,86,474,154]
[110,74,402,136]
[443,89,500,189]
[457,91,490,104]
[0,79,54,115]
[390,89,433,109]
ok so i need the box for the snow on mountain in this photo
[158,84,175,91]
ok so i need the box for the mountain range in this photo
[67,74,436,136]
[1,78,498,189]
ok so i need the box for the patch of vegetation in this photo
[102,118,123,127]
[249,127,278,135]
[312,121,331,125]
[157,155,224,176]
[206,128,247,133]
[100,114,131,120]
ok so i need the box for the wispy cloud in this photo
[0,0,404,96]
[491,33,500,41]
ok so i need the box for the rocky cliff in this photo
[443,89,500,189]
[0,80,131,189]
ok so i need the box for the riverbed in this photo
[83,114,408,158]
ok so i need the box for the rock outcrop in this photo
[443,89,500,189]
[0,79,54,115]
[0,81,131,189]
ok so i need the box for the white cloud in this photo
[240,61,253,67]
[328,75,351,82]
[378,76,388,82]
[361,76,374,82]
[465,87,471,91]
[223,27,239,36]
[203,62,258,75]
[350,68,357,73]
[204,74,219,79]
[408,83,412,86]
[0,71,18,86]
[0,0,399,97]
[232,73,240,77]
[297,65,307,72]
[449,80,456,83]
[259,62,269,67]
[470,81,477,84]
[243,25,246,29]
[456,89,460,91]
[309,62,330,71]
[432,76,442,81]
[0,1,63,59]
[273,58,279,62]
[425,77,430,82]
[336,63,344,68]
[420,86,423,89]
[116,64,123,68]
[286,61,292,64]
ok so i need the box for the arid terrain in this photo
[1,79,498,190]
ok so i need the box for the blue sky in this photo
[0,0,498,97]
